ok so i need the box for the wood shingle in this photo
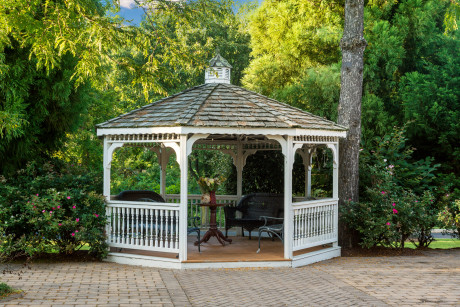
[97,83,346,132]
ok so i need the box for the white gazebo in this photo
[96,53,347,269]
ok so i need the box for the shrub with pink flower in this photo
[0,162,107,259]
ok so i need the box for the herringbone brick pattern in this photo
[1,262,176,306]
[1,249,459,306]
[313,249,460,306]
[174,267,386,307]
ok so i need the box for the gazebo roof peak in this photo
[208,49,233,68]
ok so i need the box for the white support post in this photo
[179,135,188,261]
[160,156,167,199]
[236,142,243,202]
[307,154,312,198]
[327,144,339,199]
[103,138,110,201]
[158,147,173,199]
[284,136,294,259]
[298,149,313,198]
[328,143,339,247]
[103,140,123,201]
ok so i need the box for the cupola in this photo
[205,50,232,84]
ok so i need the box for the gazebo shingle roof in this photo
[96,83,346,131]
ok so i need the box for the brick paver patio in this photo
[1,249,459,306]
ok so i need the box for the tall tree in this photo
[337,0,367,247]
[242,0,343,96]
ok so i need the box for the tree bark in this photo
[337,0,367,248]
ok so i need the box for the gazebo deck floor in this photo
[111,236,330,263]
[186,235,286,262]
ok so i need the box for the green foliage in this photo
[110,147,180,194]
[0,161,107,259]
[189,150,233,194]
[360,125,439,195]
[342,126,440,248]
[239,151,284,194]
[141,0,252,90]
[363,0,459,172]
[0,282,16,297]
[243,0,343,95]
[0,0,134,173]
[54,0,252,170]
[0,50,93,174]
[272,64,341,121]
[242,0,459,186]
[224,149,333,197]
[342,186,436,249]
[438,198,460,239]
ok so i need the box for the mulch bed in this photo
[7,250,101,265]
[341,246,427,257]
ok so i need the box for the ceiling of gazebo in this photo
[96,83,347,133]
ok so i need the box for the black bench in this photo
[224,193,284,239]
[114,190,166,203]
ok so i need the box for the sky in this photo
[117,0,145,25]
[116,0,259,25]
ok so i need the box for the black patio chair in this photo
[256,216,284,253]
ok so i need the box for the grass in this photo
[406,238,460,249]
[0,282,20,299]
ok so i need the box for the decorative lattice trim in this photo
[294,136,338,143]
[107,133,179,142]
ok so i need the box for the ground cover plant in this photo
[0,282,18,299]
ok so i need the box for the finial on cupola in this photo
[205,48,232,84]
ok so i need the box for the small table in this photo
[195,203,232,246]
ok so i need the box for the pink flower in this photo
[42,210,45,213]
[33,206,36,209]
[76,218,79,222]
[75,230,79,233]
[386,222,391,226]
[392,203,396,206]
[393,208,398,214]
[58,223,62,226]
[67,196,71,199]
[381,191,386,195]
[72,205,76,209]
[71,233,75,236]
[415,200,418,203]
[57,206,60,209]
[49,211,53,214]
[36,194,39,196]
[94,214,99,217]
[52,207,55,210]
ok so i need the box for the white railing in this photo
[165,194,238,229]
[106,201,180,253]
[292,198,338,251]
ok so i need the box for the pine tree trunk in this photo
[338,0,367,248]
